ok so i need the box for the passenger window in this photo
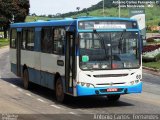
[26,28,35,51]
[41,27,53,53]
[53,28,65,54]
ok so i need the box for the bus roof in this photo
[10,16,137,28]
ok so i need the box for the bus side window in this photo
[10,29,17,48]
[53,28,65,55]
[26,28,35,51]
[41,27,53,53]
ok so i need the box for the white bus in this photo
[10,17,142,102]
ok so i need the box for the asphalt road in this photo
[0,47,160,120]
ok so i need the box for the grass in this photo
[0,39,9,48]
[25,6,160,26]
[25,16,52,22]
[143,62,160,70]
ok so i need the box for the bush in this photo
[146,38,154,42]
[155,53,160,61]
[142,57,155,62]
[143,44,160,52]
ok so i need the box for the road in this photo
[0,47,160,120]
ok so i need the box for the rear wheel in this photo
[23,69,29,89]
[107,95,120,101]
[55,78,65,103]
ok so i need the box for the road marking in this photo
[25,93,32,97]
[69,112,81,116]
[50,105,61,109]
[37,98,47,103]
[69,112,76,114]
[17,88,23,92]
[10,84,17,88]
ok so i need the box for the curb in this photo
[143,66,160,76]
[143,66,160,72]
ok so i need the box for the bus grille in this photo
[96,82,126,86]
[93,74,128,78]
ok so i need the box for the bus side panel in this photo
[40,53,65,90]
[28,68,41,85]
[40,71,54,89]
[21,50,41,85]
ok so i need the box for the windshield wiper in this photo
[93,29,108,59]
[118,29,126,53]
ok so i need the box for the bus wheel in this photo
[107,95,120,101]
[56,78,64,103]
[23,69,29,89]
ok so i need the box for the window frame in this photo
[41,27,54,53]
[53,27,66,55]
[10,28,17,48]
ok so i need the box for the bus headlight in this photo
[130,80,140,85]
[78,82,94,88]
[81,82,85,86]
[130,81,134,85]
[135,80,139,84]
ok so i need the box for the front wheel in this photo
[107,95,120,101]
[55,78,65,103]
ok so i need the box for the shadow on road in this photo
[1,77,134,109]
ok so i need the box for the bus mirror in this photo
[82,55,89,62]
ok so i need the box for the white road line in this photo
[50,105,61,109]
[69,112,76,114]
[25,93,32,97]
[37,98,47,103]
[69,112,80,116]
[17,88,23,92]
[10,84,17,88]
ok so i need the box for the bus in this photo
[10,17,142,102]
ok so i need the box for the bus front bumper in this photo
[76,82,142,96]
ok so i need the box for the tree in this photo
[76,7,80,13]
[0,0,30,38]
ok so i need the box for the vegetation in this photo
[143,62,160,70]
[26,16,52,22]
[26,4,160,27]
[0,39,9,48]
[0,0,30,38]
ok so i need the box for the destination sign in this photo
[94,24,126,29]
[78,20,138,30]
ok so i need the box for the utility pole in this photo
[119,0,121,17]
[103,0,105,16]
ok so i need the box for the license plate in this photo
[107,88,118,92]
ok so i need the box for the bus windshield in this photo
[79,31,140,70]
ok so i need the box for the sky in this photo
[29,0,102,15]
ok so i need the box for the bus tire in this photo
[23,69,29,89]
[55,78,65,103]
[107,95,120,101]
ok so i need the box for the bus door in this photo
[16,29,22,77]
[65,32,75,94]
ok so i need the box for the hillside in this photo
[26,0,160,26]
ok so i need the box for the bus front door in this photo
[16,31,21,77]
[65,32,75,94]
